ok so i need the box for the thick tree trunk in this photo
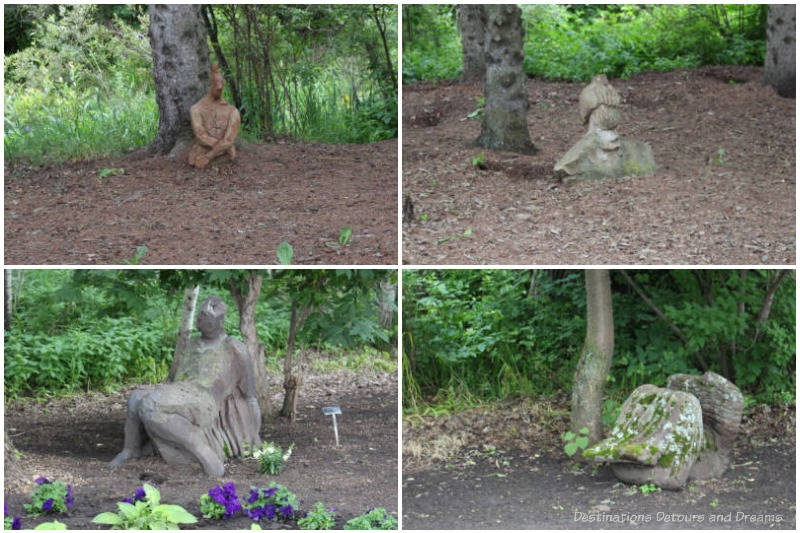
[4,269,12,330]
[764,4,796,98]
[148,4,210,155]
[458,5,487,83]
[571,269,615,445]
[169,285,200,381]
[228,274,270,421]
[477,5,536,154]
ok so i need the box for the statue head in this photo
[208,64,225,101]
[197,296,227,339]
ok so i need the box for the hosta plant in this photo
[91,483,196,530]
[297,503,336,530]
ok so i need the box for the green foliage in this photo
[639,483,660,494]
[404,270,795,412]
[98,167,125,179]
[277,242,294,265]
[92,484,197,530]
[297,503,336,530]
[128,246,149,265]
[562,427,590,457]
[242,483,299,522]
[33,521,68,530]
[24,480,72,517]
[338,227,353,246]
[250,442,295,475]
[343,508,397,530]
[404,4,767,84]
[471,151,486,169]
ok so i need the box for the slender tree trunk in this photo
[571,269,614,445]
[169,285,200,381]
[752,269,789,344]
[764,4,796,97]
[281,302,313,421]
[148,4,210,155]
[371,5,397,92]
[458,5,487,83]
[229,274,270,420]
[477,5,536,154]
[4,269,12,330]
[202,5,241,110]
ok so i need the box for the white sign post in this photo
[322,406,342,446]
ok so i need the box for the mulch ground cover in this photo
[4,369,397,529]
[5,140,397,265]
[402,66,795,265]
[402,398,795,529]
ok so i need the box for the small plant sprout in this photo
[277,241,294,265]
[343,508,398,530]
[712,148,726,165]
[98,167,124,179]
[297,503,336,530]
[639,483,660,494]
[466,96,485,119]
[24,478,74,517]
[338,226,352,246]
[92,483,197,529]
[128,246,148,265]
[710,498,719,508]
[562,427,590,457]
[471,151,487,170]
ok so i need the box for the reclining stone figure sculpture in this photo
[583,371,743,489]
[110,296,261,476]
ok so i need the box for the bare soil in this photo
[5,140,397,265]
[4,369,397,529]
[403,67,795,265]
[402,398,795,530]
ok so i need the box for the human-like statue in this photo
[110,296,261,476]
[554,74,655,182]
[188,64,241,168]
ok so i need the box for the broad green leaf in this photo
[116,502,137,518]
[575,436,589,449]
[564,441,578,456]
[34,521,68,530]
[277,241,293,265]
[143,483,160,506]
[154,505,197,524]
[92,512,122,525]
[579,427,590,435]
[562,431,575,442]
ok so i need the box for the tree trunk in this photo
[571,269,615,445]
[281,302,313,421]
[169,285,200,381]
[764,4,796,98]
[202,5,242,111]
[228,274,270,420]
[458,5,487,83]
[371,5,397,93]
[477,5,536,154]
[4,269,12,330]
[148,4,210,155]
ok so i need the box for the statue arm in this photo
[205,108,240,159]
[190,105,218,148]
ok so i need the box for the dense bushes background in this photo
[403,4,767,83]
[4,270,395,399]
[403,270,795,413]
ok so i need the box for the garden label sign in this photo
[323,406,342,446]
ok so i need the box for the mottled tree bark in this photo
[764,4,795,97]
[458,5,486,83]
[571,269,614,445]
[169,284,200,381]
[477,5,536,154]
[148,4,210,155]
[229,274,270,421]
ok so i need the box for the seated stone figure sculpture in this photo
[110,296,261,476]
[188,64,241,168]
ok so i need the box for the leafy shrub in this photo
[24,478,73,516]
[92,484,197,530]
[343,508,397,530]
[249,442,294,475]
[297,503,336,530]
[242,483,298,522]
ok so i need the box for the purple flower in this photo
[4,502,7,516]
[65,485,74,508]
[263,504,277,521]
[222,481,236,495]
[121,498,133,504]
[134,487,146,501]
[209,486,225,506]
[224,500,241,519]
[278,504,294,519]
[35,477,50,485]
[42,499,54,512]
[247,489,259,504]
[261,487,277,498]
[11,517,21,530]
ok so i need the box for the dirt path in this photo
[403,443,794,529]
[5,140,397,265]
[4,370,397,529]
[403,66,795,265]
